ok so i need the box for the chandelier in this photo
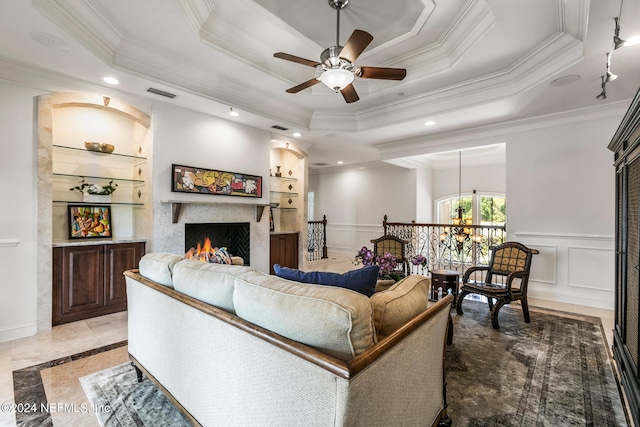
[439,151,482,252]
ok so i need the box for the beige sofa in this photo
[125,253,453,427]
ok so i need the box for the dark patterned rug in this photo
[447,300,628,426]
[80,362,190,427]
[77,303,628,426]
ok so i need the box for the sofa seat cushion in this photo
[172,259,256,313]
[370,275,430,337]
[273,264,379,297]
[233,271,376,361]
[138,253,184,288]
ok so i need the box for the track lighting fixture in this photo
[605,52,618,82]
[596,76,607,100]
[614,17,626,50]
[228,108,239,117]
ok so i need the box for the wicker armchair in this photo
[370,235,409,276]
[456,242,539,329]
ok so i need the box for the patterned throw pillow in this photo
[210,247,232,264]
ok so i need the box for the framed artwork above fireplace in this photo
[171,164,262,198]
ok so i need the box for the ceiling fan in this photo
[273,0,407,103]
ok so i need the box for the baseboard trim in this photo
[0,323,37,343]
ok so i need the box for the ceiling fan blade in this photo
[340,84,359,103]
[286,78,321,94]
[359,66,407,80]
[340,30,373,63]
[274,52,321,68]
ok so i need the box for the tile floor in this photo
[0,256,616,427]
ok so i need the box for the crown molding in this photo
[376,101,631,161]
[32,0,121,64]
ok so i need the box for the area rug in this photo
[79,303,628,426]
[446,300,628,426]
[80,362,190,427]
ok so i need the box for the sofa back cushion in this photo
[138,253,184,288]
[233,271,376,361]
[172,260,256,313]
[370,275,430,337]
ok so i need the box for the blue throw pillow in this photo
[273,264,379,297]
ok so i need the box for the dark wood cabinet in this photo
[53,241,146,325]
[270,232,299,275]
[609,87,640,426]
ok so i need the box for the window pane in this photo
[438,197,472,222]
[480,196,506,225]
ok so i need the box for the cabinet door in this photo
[269,233,299,274]
[283,233,299,270]
[53,245,104,325]
[104,242,145,308]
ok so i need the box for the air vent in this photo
[147,87,177,99]
[313,162,329,166]
[271,125,289,131]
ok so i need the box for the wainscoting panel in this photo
[512,232,615,309]
[567,246,615,292]
[527,244,557,285]
[326,224,384,257]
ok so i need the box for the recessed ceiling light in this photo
[229,108,240,117]
[103,76,119,85]
[425,121,436,126]
[337,161,344,165]
[292,132,301,137]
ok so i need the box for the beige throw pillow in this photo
[370,275,430,337]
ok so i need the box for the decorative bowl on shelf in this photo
[85,142,115,153]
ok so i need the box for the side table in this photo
[430,269,460,307]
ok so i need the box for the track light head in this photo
[606,70,618,82]
[614,17,627,49]
[596,75,607,100]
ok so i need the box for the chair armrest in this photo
[463,266,489,283]
[505,271,529,297]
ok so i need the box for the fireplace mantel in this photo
[161,200,270,224]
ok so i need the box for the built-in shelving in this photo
[53,144,147,162]
[53,173,145,185]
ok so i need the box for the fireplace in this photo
[185,222,250,265]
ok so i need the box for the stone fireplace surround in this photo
[152,201,270,273]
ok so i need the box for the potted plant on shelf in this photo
[69,177,118,203]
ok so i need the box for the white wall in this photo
[309,164,417,256]
[151,102,272,273]
[506,116,618,309]
[433,162,506,202]
[0,81,42,341]
[415,166,433,223]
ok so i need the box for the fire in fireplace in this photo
[184,222,250,265]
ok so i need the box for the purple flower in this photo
[411,254,427,267]
[356,246,374,266]
[377,252,397,276]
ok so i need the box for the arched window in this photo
[437,193,506,225]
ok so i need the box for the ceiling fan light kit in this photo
[273,0,406,103]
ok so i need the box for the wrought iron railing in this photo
[308,215,328,262]
[382,215,506,274]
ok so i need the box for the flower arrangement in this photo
[377,252,398,276]
[69,177,118,195]
[355,246,403,282]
